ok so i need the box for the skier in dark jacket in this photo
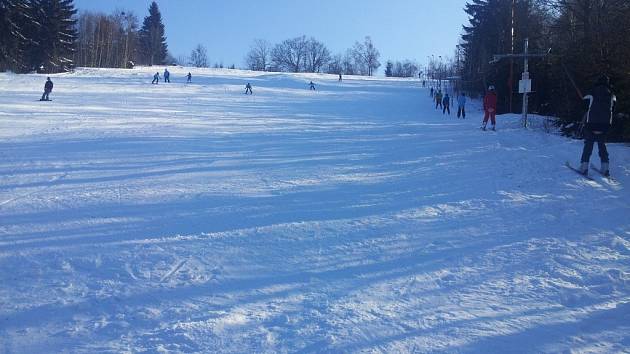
[163,68,170,83]
[41,77,53,101]
[187,72,192,83]
[442,93,451,115]
[152,72,159,84]
[457,92,467,119]
[578,75,617,176]
[245,82,253,95]
[309,81,316,90]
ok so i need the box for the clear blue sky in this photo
[73,0,470,74]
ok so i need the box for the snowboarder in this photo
[40,77,53,101]
[245,82,253,95]
[577,75,617,176]
[152,72,159,84]
[309,81,316,90]
[442,93,451,115]
[435,90,443,109]
[186,72,192,83]
[482,86,497,131]
[163,68,170,83]
[457,92,467,119]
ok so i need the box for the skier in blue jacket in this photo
[442,93,451,115]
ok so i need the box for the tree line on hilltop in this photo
[1,0,414,78]
[0,0,169,72]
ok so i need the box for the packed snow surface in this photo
[0,67,629,353]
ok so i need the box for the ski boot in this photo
[579,162,589,176]
[601,162,610,177]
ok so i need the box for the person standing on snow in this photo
[187,72,192,83]
[163,68,170,83]
[457,92,467,119]
[152,72,160,84]
[577,75,617,176]
[482,86,498,131]
[442,93,451,115]
[309,81,316,90]
[245,82,253,95]
[339,73,343,82]
[430,87,434,98]
[40,77,53,101]
[435,90,443,110]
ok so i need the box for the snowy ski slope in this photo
[0,67,629,353]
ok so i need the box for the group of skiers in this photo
[430,85,496,130]
[37,72,617,178]
[426,76,616,177]
[151,69,194,84]
[431,88,467,119]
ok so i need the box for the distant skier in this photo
[163,68,170,83]
[245,82,253,95]
[435,90,443,109]
[457,92,467,119]
[187,72,192,83]
[577,75,617,176]
[430,87,434,98]
[152,72,159,84]
[40,77,53,101]
[482,86,497,131]
[309,81,316,91]
[442,93,451,115]
[339,73,343,82]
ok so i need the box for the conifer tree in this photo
[384,61,393,77]
[0,0,34,72]
[138,1,167,66]
[28,0,77,73]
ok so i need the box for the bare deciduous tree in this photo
[245,39,271,71]
[190,44,208,67]
[305,37,331,73]
[271,35,308,73]
[352,36,381,76]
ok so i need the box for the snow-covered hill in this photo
[1,67,629,353]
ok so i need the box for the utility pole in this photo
[490,38,547,128]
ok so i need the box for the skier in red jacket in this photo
[482,85,498,131]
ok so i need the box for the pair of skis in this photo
[565,162,617,183]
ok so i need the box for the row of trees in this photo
[384,60,420,78]
[460,0,630,140]
[245,36,382,76]
[1,0,170,73]
[74,1,168,69]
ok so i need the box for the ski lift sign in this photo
[519,72,532,93]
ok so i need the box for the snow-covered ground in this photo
[0,67,629,353]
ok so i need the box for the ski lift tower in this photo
[490,38,548,127]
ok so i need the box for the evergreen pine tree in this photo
[0,0,34,72]
[138,1,167,66]
[28,0,77,73]
[384,61,393,77]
